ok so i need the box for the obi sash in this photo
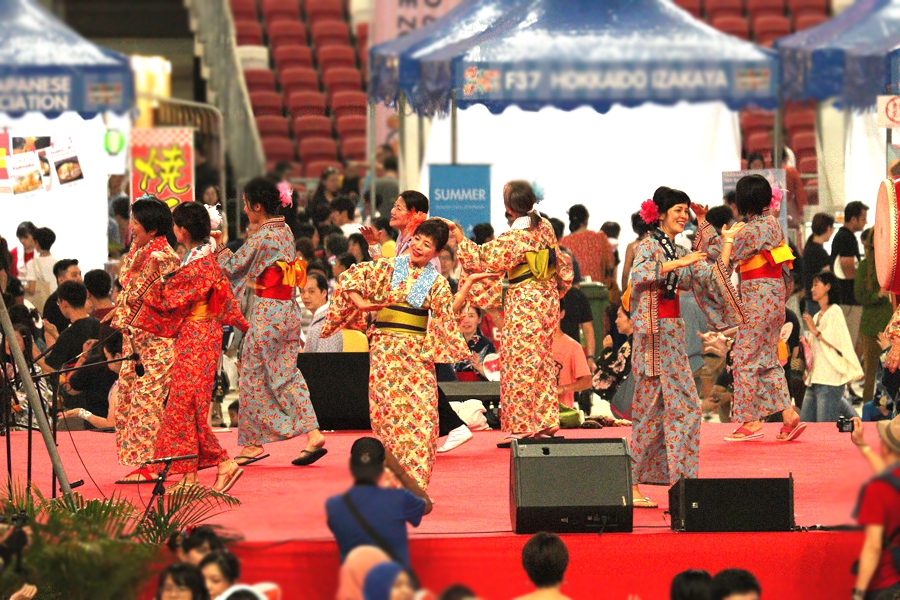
[507,248,557,285]
[186,298,212,321]
[739,241,795,281]
[254,258,307,300]
[658,291,680,319]
[374,303,429,337]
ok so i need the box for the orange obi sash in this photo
[186,298,212,321]
[739,242,794,281]
[658,292,680,319]
[254,259,307,300]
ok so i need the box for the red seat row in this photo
[255,114,366,143]
[250,90,366,119]
[261,135,367,164]
[674,0,828,20]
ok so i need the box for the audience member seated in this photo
[362,562,415,600]
[370,216,397,258]
[23,227,58,313]
[41,257,82,334]
[326,438,432,574]
[156,563,210,600]
[515,532,571,600]
[334,253,357,279]
[851,416,900,600]
[671,569,712,600]
[452,306,496,381]
[200,549,267,600]
[59,331,121,428]
[439,585,479,600]
[438,246,459,294]
[44,281,99,372]
[228,401,240,428]
[325,233,350,263]
[1,324,50,429]
[338,546,391,600]
[593,304,634,418]
[167,526,231,566]
[710,569,760,600]
[552,303,592,428]
[84,269,115,320]
[348,233,370,264]
[471,223,494,245]
[301,273,343,353]
[332,195,362,237]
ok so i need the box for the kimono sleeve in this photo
[424,278,472,364]
[630,239,665,287]
[683,254,745,331]
[321,259,390,337]
[456,230,532,274]
[216,233,266,299]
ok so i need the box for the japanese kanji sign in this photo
[130,127,194,204]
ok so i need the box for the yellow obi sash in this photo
[186,298,212,321]
[508,248,557,285]
[374,303,429,337]
[738,241,795,275]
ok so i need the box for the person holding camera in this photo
[850,416,900,600]
[0,522,37,599]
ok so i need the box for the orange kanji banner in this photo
[130,127,194,205]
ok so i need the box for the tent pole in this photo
[773,104,783,170]
[368,99,377,220]
[887,128,893,177]
[451,89,458,165]
[399,91,407,190]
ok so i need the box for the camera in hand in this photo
[0,511,29,574]
[837,415,854,433]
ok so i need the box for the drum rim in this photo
[880,178,899,290]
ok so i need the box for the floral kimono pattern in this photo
[113,236,178,466]
[592,338,632,401]
[630,234,742,485]
[216,217,319,446]
[696,217,792,422]
[129,247,248,474]
[322,256,470,490]
[456,216,574,435]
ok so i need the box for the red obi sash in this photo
[254,265,294,300]
[658,292,680,319]
[741,261,783,281]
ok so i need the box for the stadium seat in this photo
[304,0,345,29]
[330,91,367,120]
[249,91,284,116]
[335,115,366,141]
[235,20,264,46]
[312,20,351,48]
[745,132,773,155]
[280,68,320,98]
[261,0,300,24]
[705,0,743,21]
[274,45,314,72]
[243,69,276,93]
[266,21,308,51]
[794,13,827,29]
[798,156,817,175]
[784,110,815,139]
[788,0,828,17]
[293,115,333,142]
[740,110,775,140]
[229,0,257,21]
[317,45,357,74]
[753,15,792,46]
[299,138,339,164]
[791,131,816,164]
[266,160,301,177]
[711,16,750,40]
[356,22,369,48]
[305,160,343,178]
[341,136,367,161]
[805,185,819,205]
[262,137,296,162]
[673,0,702,18]
[287,91,327,117]
[746,0,786,21]
[256,116,290,138]
[324,67,362,98]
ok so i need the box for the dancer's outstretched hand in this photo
[359,226,379,247]
[679,251,707,267]
[690,203,709,222]
[722,222,745,239]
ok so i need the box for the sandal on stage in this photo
[234,451,270,466]
[165,479,200,495]
[115,466,158,485]
[633,496,658,509]
[497,434,525,449]
[724,425,764,442]
[291,447,328,466]
[213,461,244,494]
[776,421,807,442]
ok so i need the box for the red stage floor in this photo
[3,423,874,599]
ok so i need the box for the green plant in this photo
[0,481,240,600]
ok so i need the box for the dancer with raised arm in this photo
[628,187,743,508]
[694,174,805,442]
[323,219,483,490]
[215,177,326,467]
[129,202,248,493]
[451,181,574,442]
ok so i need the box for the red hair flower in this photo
[404,209,428,238]
[639,199,659,225]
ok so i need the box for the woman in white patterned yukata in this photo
[215,177,326,467]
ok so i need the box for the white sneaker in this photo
[436,425,473,453]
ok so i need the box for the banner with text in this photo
[130,127,194,205]
[430,164,491,238]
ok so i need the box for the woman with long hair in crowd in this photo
[129,202,248,493]
[560,203,617,295]
[156,563,210,600]
[451,181,574,442]
[215,177,326,467]
[104,196,179,483]
[200,550,266,600]
[323,219,481,489]
[309,166,343,225]
[695,174,806,442]
[628,187,743,507]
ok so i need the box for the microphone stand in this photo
[138,454,199,529]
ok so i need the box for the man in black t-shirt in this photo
[803,213,835,315]
[42,258,82,335]
[45,281,100,372]
[831,201,868,347]
[560,288,596,370]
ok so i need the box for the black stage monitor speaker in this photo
[668,476,794,532]
[297,352,370,430]
[510,438,633,534]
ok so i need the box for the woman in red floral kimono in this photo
[129,202,248,493]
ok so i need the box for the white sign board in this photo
[877,95,900,128]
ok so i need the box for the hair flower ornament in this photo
[770,186,783,214]
[277,181,293,208]
[205,204,223,231]
[639,198,659,225]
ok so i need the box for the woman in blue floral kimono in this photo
[694,174,806,443]
[629,187,743,508]
[215,177,326,467]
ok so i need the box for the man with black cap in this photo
[850,416,900,599]
[325,437,433,570]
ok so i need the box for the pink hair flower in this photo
[770,186,783,213]
[277,181,293,208]
[639,198,659,225]
[205,204,222,231]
